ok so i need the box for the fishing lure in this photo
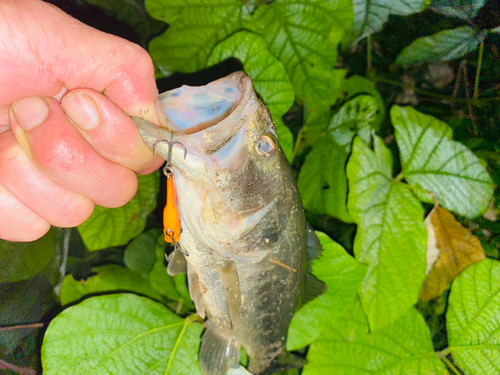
[149,131,187,254]
[163,167,181,244]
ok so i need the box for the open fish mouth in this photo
[159,72,248,135]
[134,72,258,163]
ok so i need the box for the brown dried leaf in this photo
[419,206,486,301]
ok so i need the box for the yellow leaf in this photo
[419,206,486,301]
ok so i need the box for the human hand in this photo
[0,0,165,242]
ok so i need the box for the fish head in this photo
[161,72,288,208]
[137,72,294,259]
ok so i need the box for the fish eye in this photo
[255,135,276,157]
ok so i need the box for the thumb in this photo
[61,88,164,174]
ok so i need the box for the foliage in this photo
[0,227,56,283]
[447,259,500,373]
[395,0,498,65]
[396,26,487,65]
[287,232,367,350]
[77,172,159,251]
[206,31,294,158]
[347,136,428,331]
[304,299,448,374]
[392,106,493,217]
[343,0,428,47]
[2,0,499,374]
[42,294,203,375]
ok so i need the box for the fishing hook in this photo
[152,131,188,178]
[165,228,189,258]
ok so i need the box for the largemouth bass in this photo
[134,72,316,375]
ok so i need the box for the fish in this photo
[133,72,322,375]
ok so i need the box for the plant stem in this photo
[0,323,43,332]
[372,76,469,103]
[366,35,373,78]
[474,39,484,99]
[290,127,304,165]
[436,350,461,375]
[462,60,478,135]
[0,359,35,375]
[175,299,184,315]
[393,173,404,182]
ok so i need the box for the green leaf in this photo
[328,95,379,151]
[147,0,242,75]
[0,228,56,283]
[246,0,352,104]
[299,96,380,221]
[60,264,164,306]
[431,0,486,20]
[298,136,352,222]
[42,294,203,375]
[341,75,385,129]
[392,106,493,217]
[396,26,486,65]
[287,232,366,350]
[124,228,162,277]
[347,136,427,331]
[343,0,427,47]
[303,299,448,374]
[207,31,294,160]
[302,104,330,146]
[447,259,500,373]
[78,172,159,251]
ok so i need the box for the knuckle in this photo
[32,134,86,173]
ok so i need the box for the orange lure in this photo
[163,172,181,244]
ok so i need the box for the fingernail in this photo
[12,97,49,131]
[62,93,99,130]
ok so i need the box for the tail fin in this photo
[199,321,240,375]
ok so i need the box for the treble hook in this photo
[152,131,188,177]
[165,228,189,258]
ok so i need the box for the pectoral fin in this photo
[199,321,240,375]
[188,266,206,319]
[219,260,241,328]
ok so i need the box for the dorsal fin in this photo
[305,222,323,270]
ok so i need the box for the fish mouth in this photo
[133,71,259,185]
[159,72,253,139]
